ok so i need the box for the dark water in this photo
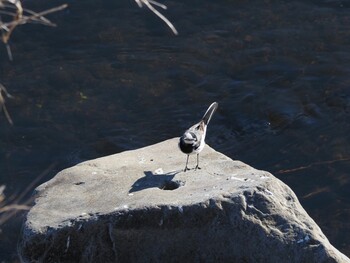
[1,0,350,261]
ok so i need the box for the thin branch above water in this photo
[135,0,178,35]
[0,0,68,60]
[0,83,14,125]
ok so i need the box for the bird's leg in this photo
[195,154,201,170]
[184,155,190,172]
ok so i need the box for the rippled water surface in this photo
[1,0,350,261]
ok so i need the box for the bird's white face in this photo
[183,132,196,143]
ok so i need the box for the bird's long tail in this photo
[202,102,218,125]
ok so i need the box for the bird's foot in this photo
[184,166,190,172]
[195,165,201,171]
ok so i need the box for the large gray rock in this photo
[19,138,350,263]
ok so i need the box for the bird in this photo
[179,102,218,172]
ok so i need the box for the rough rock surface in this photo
[19,138,350,263]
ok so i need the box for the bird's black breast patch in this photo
[179,137,194,154]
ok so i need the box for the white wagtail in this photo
[179,102,218,172]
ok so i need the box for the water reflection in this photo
[1,0,350,260]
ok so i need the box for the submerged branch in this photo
[0,163,57,226]
[0,204,31,212]
[275,157,350,174]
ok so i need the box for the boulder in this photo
[19,138,350,262]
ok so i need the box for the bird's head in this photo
[181,131,197,144]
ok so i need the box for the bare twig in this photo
[0,163,57,226]
[0,0,24,45]
[0,185,5,203]
[135,0,178,35]
[0,2,68,42]
[0,83,14,125]
[0,0,67,60]
[0,1,67,124]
